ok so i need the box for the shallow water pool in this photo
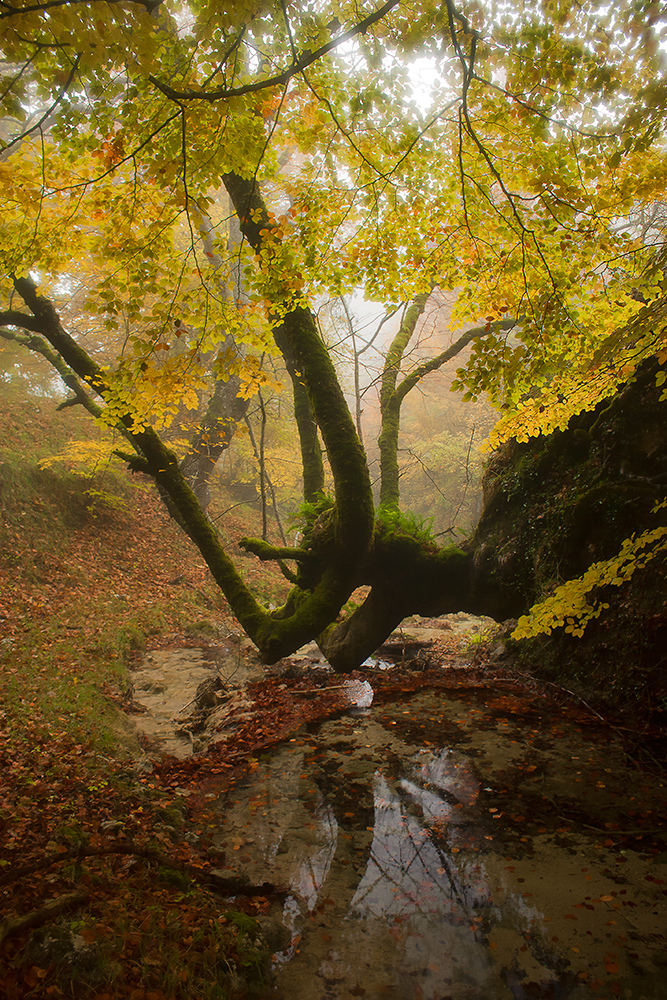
[197,689,666,1000]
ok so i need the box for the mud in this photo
[129,637,265,757]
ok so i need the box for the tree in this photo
[1,0,666,670]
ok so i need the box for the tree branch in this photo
[221,170,374,555]
[0,322,104,419]
[0,309,46,334]
[0,891,89,948]
[9,274,271,643]
[395,317,519,405]
[377,290,433,508]
[0,0,161,20]
[378,313,518,509]
[239,537,316,562]
[149,0,401,103]
[0,54,80,154]
[7,276,372,663]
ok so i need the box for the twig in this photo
[293,684,356,694]
[558,816,666,838]
[0,890,89,947]
[510,669,607,721]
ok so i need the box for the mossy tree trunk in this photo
[4,277,367,663]
[378,313,517,510]
[318,536,473,671]
[8,270,661,678]
[378,291,432,509]
[221,171,375,553]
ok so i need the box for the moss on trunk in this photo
[222,172,374,555]
[319,521,471,671]
[378,292,431,509]
[8,277,361,663]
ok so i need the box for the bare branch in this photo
[149,0,401,103]
[0,54,80,155]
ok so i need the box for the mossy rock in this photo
[471,358,667,619]
[471,358,667,719]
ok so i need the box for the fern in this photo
[375,507,437,546]
[287,491,335,533]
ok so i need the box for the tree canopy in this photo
[1,0,666,668]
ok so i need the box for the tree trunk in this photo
[221,171,374,554]
[179,374,248,509]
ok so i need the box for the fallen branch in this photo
[0,890,89,948]
[557,815,667,838]
[0,843,284,898]
[293,684,357,694]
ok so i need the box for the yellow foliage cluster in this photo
[237,356,283,401]
[513,518,667,641]
[37,439,117,474]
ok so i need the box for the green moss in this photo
[288,490,335,532]
[157,867,192,891]
[378,394,401,509]
[224,911,260,937]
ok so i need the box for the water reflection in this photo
[292,793,338,911]
[212,730,528,998]
[207,706,665,1000]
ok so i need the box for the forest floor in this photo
[1,392,666,999]
[0,390,292,998]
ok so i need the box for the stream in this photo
[129,629,667,1000]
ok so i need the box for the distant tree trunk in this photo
[340,296,364,446]
[177,196,249,510]
[378,292,432,509]
[180,374,248,510]
[378,311,517,510]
